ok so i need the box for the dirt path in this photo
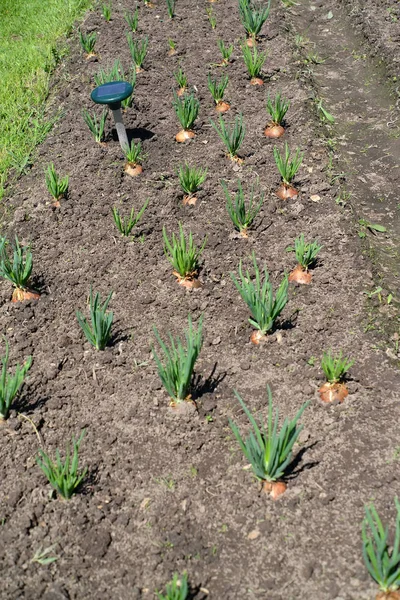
[0,1,400,599]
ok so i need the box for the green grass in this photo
[0,0,93,200]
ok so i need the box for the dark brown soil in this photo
[1,1,400,599]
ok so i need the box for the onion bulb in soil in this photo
[276,184,298,200]
[246,38,256,47]
[250,77,263,86]
[263,480,287,500]
[169,397,197,415]
[318,382,349,403]
[288,265,312,285]
[183,195,197,206]
[250,330,268,345]
[175,129,195,143]
[168,48,177,56]
[216,101,230,113]
[264,124,285,138]
[177,87,186,97]
[124,163,143,177]
[173,271,201,289]
[376,593,400,600]
[12,288,40,303]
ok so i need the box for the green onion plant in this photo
[152,315,203,404]
[266,92,290,125]
[45,163,69,202]
[163,223,206,280]
[206,7,217,29]
[78,30,97,55]
[37,431,87,500]
[0,236,33,291]
[321,350,354,384]
[210,113,245,160]
[287,234,322,270]
[124,140,147,165]
[168,39,177,54]
[112,200,149,237]
[93,59,123,87]
[241,43,267,79]
[178,164,207,197]
[207,73,229,105]
[127,35,149,71]
[166,0,175,18]
[124,8,139,32]
[101,2,112,21]
[231,252,288,336]
[238,0,271,43]
[157,572,189,600]
[174,68,188,91]
[273,143,303,186]
[173,92,199,131]
[229,386,308,482]
[76,288,114,351]
[82,109,108,144]
[0,339,32,421]
[218,39,234,65]
[362,499,400,594]
[222,178,263,236]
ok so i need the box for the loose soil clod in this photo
[318,382,349,403]
[262,480,287,500]
[288,265,312,285]
[175,129,195,143]
[276,183,298,199]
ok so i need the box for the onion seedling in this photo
[241,43,267,85]
[112,200,149,237]
[78,30,97,59]
[231,252,288,344]
[101,2,112,21]
[208,73,230,112]
[265,92,290,138]
[222,178,263,237]
[45,163,68,207]
[286,234,322,284]
[319,350,354,403]
[178,163,208,205]
[157,572,189,600]
[217,39,234,66]
[168,39,177,56]
[82,108,108,144]
[210,113,245,162]
[76,288,114,350]
[127,35,149,73]
[166,0,175,19]
[238,0,271,47]
[229,386,308,499]
[172,92,199,142]
[93,60,122,87]
[173,68,188,97]
[0,236,40,302]
[273,142,303,199]
[206,7,217,29]
[163,223,206,288]
[0,339,32,421]
[362,499,400,598]
[124,8,139,32]
[37,431,87,500]
[123,140,147,177]
[152,315,203,407]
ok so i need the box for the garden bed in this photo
[1,1,400,599]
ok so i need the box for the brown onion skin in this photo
[183,195,197,206]
[250,77,264,86]
[175,129,195,143]
[264,124,285,138]
[376,592,400,600]
[288,265,312,285]
[263,480,287,500]
[246,38,256,47]
[216,101,230,113]
[12,288,40,303]
[250,330,267,345]
[177,87,186,97]
[318,382,349,403]
[124,163,143,177]
[276,184,298,200]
